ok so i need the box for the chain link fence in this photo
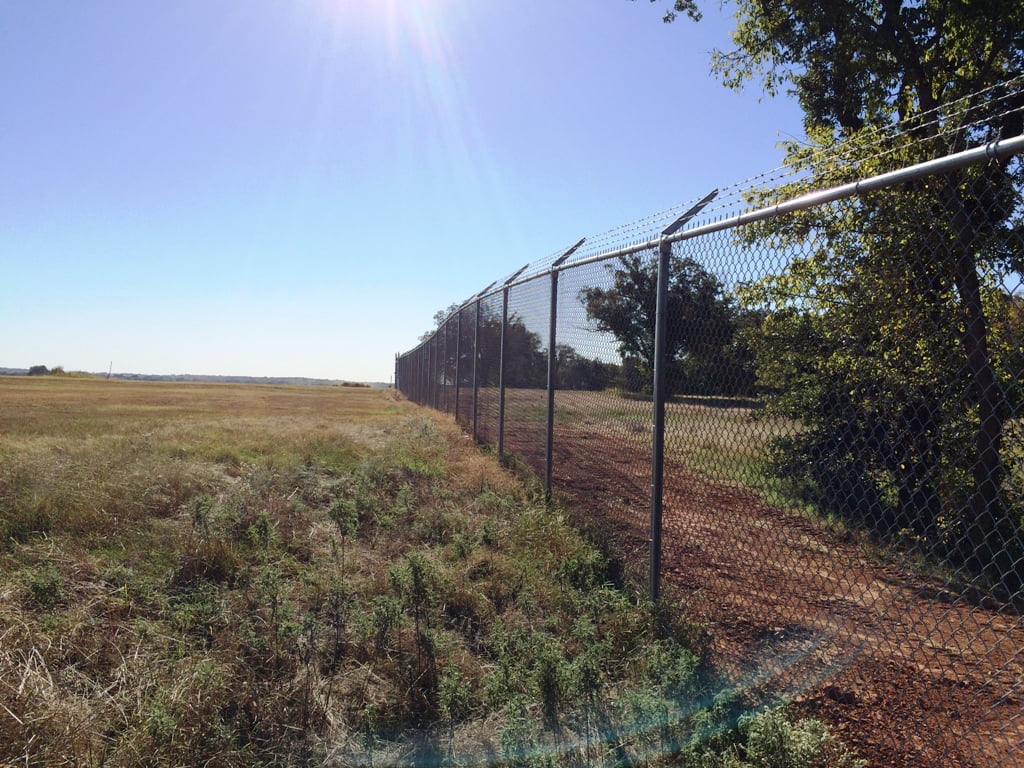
[397,80,1024,766]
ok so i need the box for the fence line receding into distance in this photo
[397,80,1024,767]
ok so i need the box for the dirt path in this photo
[524,425,1024,768]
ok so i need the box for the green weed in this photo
[25,564,63,608]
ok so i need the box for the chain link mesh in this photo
[397,80,1024,766]
[497,278,552,478]
[474,292,504,446]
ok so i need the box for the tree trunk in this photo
[942,179,1018,591]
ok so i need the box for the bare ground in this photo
[508,423,1024,768]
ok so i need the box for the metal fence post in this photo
[650,239,669,602]
[441,320,448,412]
[498,265,528,463]
[430,333,436,408]
[419,345,426,405]
[472,298,481,442]
[545,271,558,498]
[545,239,585,500]
[498,286,509,461]
[454,310,462,423]
[429,333,436,409]
[437,331,442,409]
[649,195,715,601]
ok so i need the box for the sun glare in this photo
[312,0,490,162]
[293,0,513,235]
[313,0,462,61]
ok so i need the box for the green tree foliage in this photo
[580,253,754,396]
[555,344,620,391]
[460,311,547,389]
[419,305,548,390]
[490,314,548,389]
[419,303,462,343]
[738,180,1023,561]
[426,306,620,391]
[649,0,1024,587]
[646,0,701,25]
[650,0,1024,128]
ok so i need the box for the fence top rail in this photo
[555,132,1024,278]
[400,131,1024,361]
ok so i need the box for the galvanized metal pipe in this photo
[420,343,426,405]
[498,287,509,462]
[545,270,559,499]
[472,298,480,442]
[649,238,670,602]
[482,133,1024,294]
[542,239,583,499]
[432,333,437,408]
[454,310,462,423]
[441,318,448,412]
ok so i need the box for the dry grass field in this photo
[0,375,860,767]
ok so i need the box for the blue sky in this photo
[1,0,804,382]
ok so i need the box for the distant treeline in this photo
[448,314,755,396]
[1,367,386,388]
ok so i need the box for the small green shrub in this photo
[479,517,500,548]
[705,707,866,768]
[450,532,475,559]
[189,493,214,538]
[648,641,700,702]
[438,661,474,724]
[328,496,359,538]
[389,551,442,634]
[245,509,272,549]
[533,640,567,730]
[499,694,539,766]
[556,547,610,591]
[368,595,404,653]
[26,565,63,608]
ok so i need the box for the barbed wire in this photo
[476,77,1024,305]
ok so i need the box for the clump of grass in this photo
[24,563,63,608]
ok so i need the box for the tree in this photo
[476,313,548,389]
[425,305,548,391]
[649,0,1024,133]
[419,303,462,343]
[647,0,1024,586]
[580,253,750,397]
[555,344,621,391]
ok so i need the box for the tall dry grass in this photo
[0,376,859,767]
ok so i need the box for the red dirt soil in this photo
[518,425,1024,768]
